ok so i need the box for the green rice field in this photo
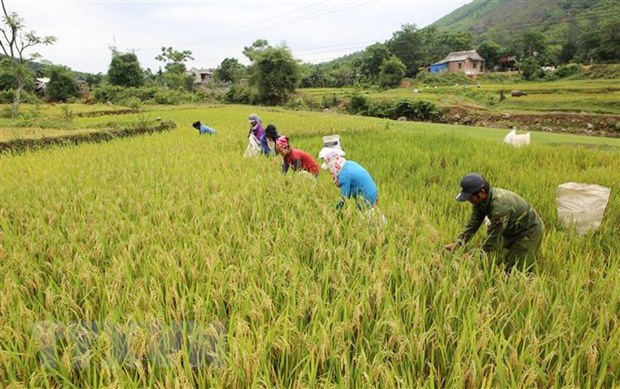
[1,105,619,387]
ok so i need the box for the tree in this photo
[513,29,546,59]
[46,65,79,102]
[360,43,392,81]
[107,50,144,87]
[0,0,56,116]
[155,46,194,89]
[477,40,502,70]
[596,19,620,62]
[387,24,422,77]
[379,56,406,89]
[243,39,269,62]
[214,57,245,83]
[520,57,541,81]
[250,45,299,105]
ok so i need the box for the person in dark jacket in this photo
[444,173,545,271]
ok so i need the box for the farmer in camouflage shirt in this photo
[444,173,544,271]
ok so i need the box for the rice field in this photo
[301,78,620,115]
[1,105,619,387]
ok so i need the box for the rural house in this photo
[430,50,484,75]
[188,67,213,88]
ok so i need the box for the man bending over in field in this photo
[444,173,544,272]
[275,136,319,176]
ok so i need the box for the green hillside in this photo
[430,0,620,45]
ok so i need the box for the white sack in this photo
[243,135,261,157]
[556,182,611,235]
[504,129,530,147]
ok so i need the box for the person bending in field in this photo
[263,124,281,156]
[275,136,319,176]
[192,121,215,135]
[321,149,378,210]
[444,173,545,272]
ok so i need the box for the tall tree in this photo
[46,65,79,102]
[360,43,392,81]
[387,24,422,77]
[477,40,502,70]
[379,56,406,89]
[250,44,299,105]
[107,50,144,87]
[155,46,194,89]
[0,0,56,116]
[214,57,245,83]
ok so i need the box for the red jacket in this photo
[282,148,319,175]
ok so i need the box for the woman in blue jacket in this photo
[321,150,378,209]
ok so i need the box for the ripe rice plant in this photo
[0,105,619,387]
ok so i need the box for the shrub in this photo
[225,84,257,104]
[389,99,444,121]
[555,63,582,78]
[520,58,542,81]
[118,97,142,109]
[347,93,369,115]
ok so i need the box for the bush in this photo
[347,93,370,115]
[366,99,392,118]
[118,97,142,109]
[582,64,620,79]
[0,90,40,104]
[520,58,543,81]
[321,93,340,109]
[555,63,582,78]
[389,99,444,121]
[225,84,257,104]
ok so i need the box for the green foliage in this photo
[360,43,392,81]
[224,84,257,104]
[389,99,444,121]
[155,46,194,90]
[214,57,245,83]
[155,46,194,74]
[555,63,583,78]
[0,89,38,104]
[107,52,144,87]
[414,71,471,85]
[520,57,543,81]
[379,56,406,89]
[91,85,197,105]
[46,66,79,102]
[477,40,502,70]
[387,24,422,77]
[250,45,300,105]
[347,92,370,114]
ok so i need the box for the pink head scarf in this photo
[275,136,289,152]
[322,150,347,185]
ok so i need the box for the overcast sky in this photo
[4,0,471,74]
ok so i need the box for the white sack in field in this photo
[504,129,531,147]
[244,135,261,157]
[556,182,611,235]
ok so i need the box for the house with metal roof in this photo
[430,50,484,75]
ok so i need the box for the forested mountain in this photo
[430,0,619,47]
